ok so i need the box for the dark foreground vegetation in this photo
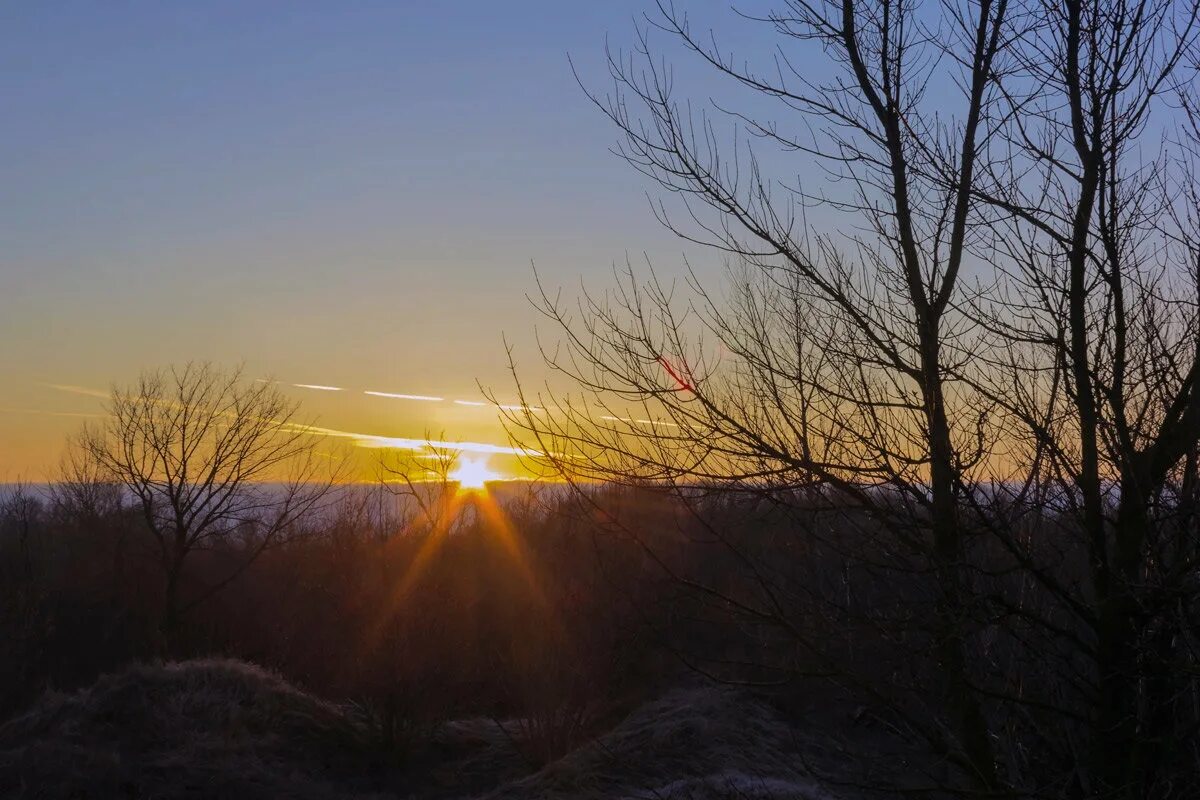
[0,656,829,800]
[3,470,1196,798]
[0,480,662,747]
[0,480,900,799]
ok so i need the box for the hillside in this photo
[0,659,836,799]
[482,686,828,800]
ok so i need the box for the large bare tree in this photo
[509,0,1014,791]
[967,0,1200,793]
[75,363,334,653]
[503,1,1200,797]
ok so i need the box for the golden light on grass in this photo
[450,455,501,491]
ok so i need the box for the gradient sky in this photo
[0,1,781,478]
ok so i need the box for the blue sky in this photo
[0,1,776,476]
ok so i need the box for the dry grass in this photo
[483,686,832,800]
[0,659,845,800]
[0,658,380,799]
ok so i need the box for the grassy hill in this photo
[0,659,834,800]
[0,659,381,799]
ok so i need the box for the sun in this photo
[450,455,500,491]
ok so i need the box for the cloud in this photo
[599,415,680,428]
[42,383,110,400]
[0,407,103,418]
[363,390,443,402]
[283,422,543,457]
[292,383,344,391]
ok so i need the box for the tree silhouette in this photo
[504,1,1200,796]
[75,363,334,654]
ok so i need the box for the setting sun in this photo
[450,455,500,491]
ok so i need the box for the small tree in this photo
[76,363,333,654]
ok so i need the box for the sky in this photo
[0,1,771,479]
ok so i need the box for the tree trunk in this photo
[921,324,998,791]
[1092,478,1151,798]
[160,560,183,658]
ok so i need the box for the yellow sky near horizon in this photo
[0,373,545,482]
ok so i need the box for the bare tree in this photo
[378,439,471,536]
[502,1,1200,797]
[965,1,1200,794]
[50,441,126,522]
[74,363,334,654]
[507,0,1014,792]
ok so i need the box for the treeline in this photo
[0,481,689,763]
[4,469,1199,794]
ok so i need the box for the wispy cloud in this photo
[42,383,110,400]
[272,377,543,415]
[599,415,680,428]
[284,422,542,457]
[292,383,344,392]
[364,390,443,402]
[0,407,103,418]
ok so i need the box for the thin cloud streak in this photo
[274,377,543,414]
[599,415,681,428]
[364,390,444,402]
[42,383,110,400]
[0,407,103,418]
[292,383,344,392]
[284,422,544,457]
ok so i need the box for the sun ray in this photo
[354,472,559,666]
